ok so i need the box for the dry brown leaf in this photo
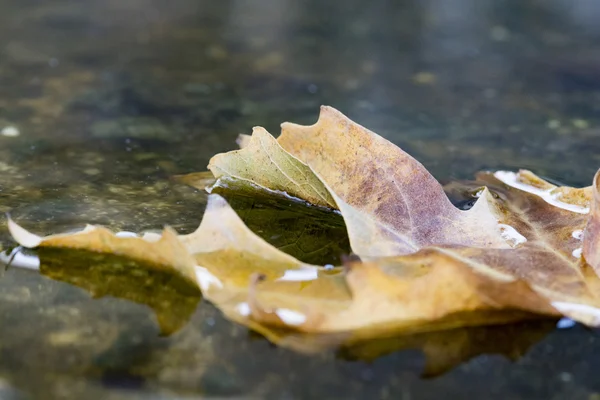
[278,106,510,258]
[8,105,600,365]
[198,106,600,333]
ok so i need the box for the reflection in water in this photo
[209,181,352,266]
[0,246,557,380]
[0,248,202,336]
[339,320,556,378]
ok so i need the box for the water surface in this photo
[2,0,600,398]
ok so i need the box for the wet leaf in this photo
[7,219,198,285]
[445,171,600,325]
[200,106,600,334]
[8,106,600,362]
[177,195,350,331]
[244,248,557,342]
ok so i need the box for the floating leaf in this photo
[201,106,600,333]
[178,195,350,330]
[7,219,198,285]
[8,106,600,363]
[245,249,557,342]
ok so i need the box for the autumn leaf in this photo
[448,171,600,324]
[176,168,351,265]
[7,219,198,285]
[278,106,511,258]
[243,248,558,343]
[200,106,600,332]
[170,195,553,348]
[177,194,350,332]
[7,105,600,365]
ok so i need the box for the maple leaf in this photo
[206,182,350,265]
[7,105,600,366]
[193,106,600,334]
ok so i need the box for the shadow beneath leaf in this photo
[209,179,352,266]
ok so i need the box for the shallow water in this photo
[2,0,600,398]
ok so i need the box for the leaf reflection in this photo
[339,319,556,378]
[38,248,201,336]
[242,318,555,377]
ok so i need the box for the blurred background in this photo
[2,0,600,399]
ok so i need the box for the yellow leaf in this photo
[195,106,600,333]
[7,218,198,285]
[178,194,349,329]
[8,105,600,364]
[175,195,566,349]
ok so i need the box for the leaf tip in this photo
[6,216,43,248]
